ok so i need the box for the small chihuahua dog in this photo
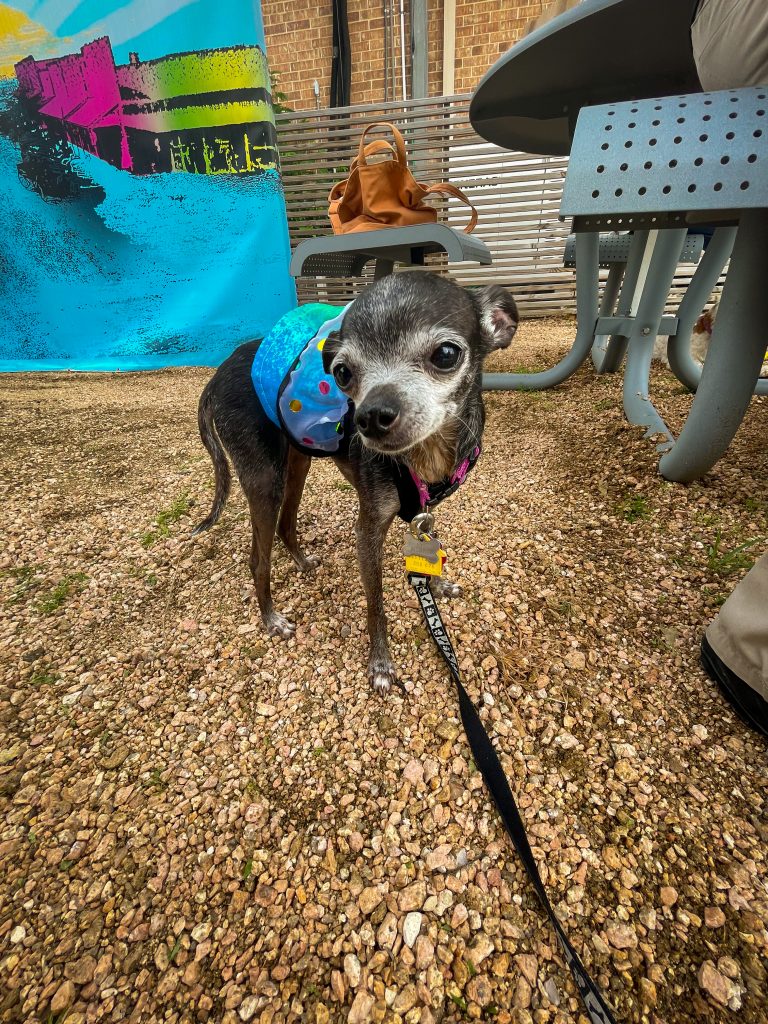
[195,272,518,693]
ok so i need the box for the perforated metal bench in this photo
[290,223,492,281]
[487,86,768,482]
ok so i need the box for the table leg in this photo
[591,229,653,374]
[483,231,599,391]
[659,210,768,483]
[622,228,688,451]
[374,258,395,279]
[590,261,625,372]
[666,226,768,398]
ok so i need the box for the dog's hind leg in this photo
[242,467,296,639]
[277,448,319,572]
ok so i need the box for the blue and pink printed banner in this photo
[0,1,296,370]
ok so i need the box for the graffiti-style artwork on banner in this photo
[0,2,296,370]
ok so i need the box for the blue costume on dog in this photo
[251,303,351,456]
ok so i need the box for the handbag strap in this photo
[327,139,399,204]
[424,182,479,234]
[357,121,408,166]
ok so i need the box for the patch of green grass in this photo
[618,495,651,523]
[744,496,766,516]
[142,493,194,547]
[30,671,57,688]
[311,746,326,759]
[465,959,477,978]
[705,531,762,577]
[144,767,167,792]
[2,564,42,604]
[334,481,354,491]
[242,857,254,880]
[241,644,267,660]
[59,859,73,872]
[37,573,88,614]
[551,599,575,620]
[448,992,468,1012]
[245,778,262,798]
[594,398,614,411]
[168,935,183,964]
[695,510,720,527]
[516,389,552,405]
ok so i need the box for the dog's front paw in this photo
[264,612,296,639]
[431,577,463,600]
[369,659,397,695]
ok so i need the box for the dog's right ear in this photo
[321,330,342,375]
[474,285,519,352]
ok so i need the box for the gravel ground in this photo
[1,318,767,1024]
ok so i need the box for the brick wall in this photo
[261,0,547,111]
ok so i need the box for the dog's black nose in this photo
[355,400,401,439]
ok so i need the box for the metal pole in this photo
[411,0,428,98]
[483,230,600,390]
[399,0,408,101]
[383,0,389,102]
[442,0,456,96]
[659,210,768,482]
[389,0,398,101]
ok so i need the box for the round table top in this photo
[470,0,702,156]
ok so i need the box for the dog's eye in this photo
[333,363,353,388]
[430,343,462,370]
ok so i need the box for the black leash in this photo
[408,569,618,1024]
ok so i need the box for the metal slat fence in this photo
[276,95,718,316]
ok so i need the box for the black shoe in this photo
[701,636,768,740]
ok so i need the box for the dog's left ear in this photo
[321,330,342,375]
[474,285,519,352]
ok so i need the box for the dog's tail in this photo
[192,381,231,536]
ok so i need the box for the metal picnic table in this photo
[470,0,768,482]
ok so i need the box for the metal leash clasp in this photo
[409,511,435,540]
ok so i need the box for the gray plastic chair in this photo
[290,223,492,281]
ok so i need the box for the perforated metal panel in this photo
[561,87,768,226]
[563,231,704,268]
[300,252,367,277]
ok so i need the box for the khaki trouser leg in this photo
[692,0,768,90]
[706,551,768,701]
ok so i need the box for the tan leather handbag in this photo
[328,121,478,234]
